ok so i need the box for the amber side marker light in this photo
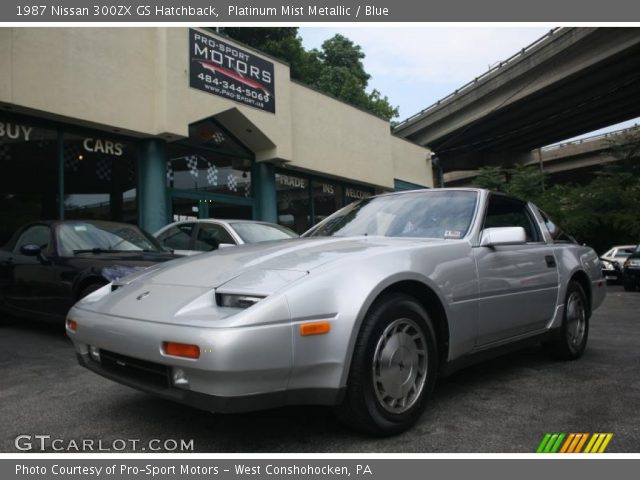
[163,342,200,359]
[66,319,77,332]
[299,321,331,336]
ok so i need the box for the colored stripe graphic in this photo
[537,433,613,453]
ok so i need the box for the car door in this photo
[4,224,58,316]
[156,223,196,256]
[473,195,560,346]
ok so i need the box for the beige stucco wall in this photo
[392,136,434,188]
[0,27,432,189]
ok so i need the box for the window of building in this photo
[276,173,310,233]
[63,133,137,223]
[0,118,58,245]
[166,119,253,201]
[313,181,343,225]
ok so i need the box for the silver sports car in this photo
[67,189,605,435]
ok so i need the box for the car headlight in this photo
[602,261,614,270]
[216,293,264,309]
[627,259,640,268]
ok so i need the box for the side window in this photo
[194,224,236,251]
[483,195,540,242]
[13,225,52,254]
[156,223,194,250]
[537,209,576,244]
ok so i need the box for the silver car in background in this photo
[154,219,298,256]
[67,189,605,435]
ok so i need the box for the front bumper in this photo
[623,268,640,284]
[76,352,344,413]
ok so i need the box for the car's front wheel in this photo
[543,281,589,360]
[335,293,438,436]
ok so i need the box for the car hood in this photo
[125,236,448,288]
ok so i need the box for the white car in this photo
[154,219,298,256]
[601,245,636,268]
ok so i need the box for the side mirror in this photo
[20,244,42,256]
[480,227,526,247]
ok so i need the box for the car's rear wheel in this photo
[543,281,589,360]
[335,293,438,436]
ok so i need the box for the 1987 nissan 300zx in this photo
[67,189,605,435]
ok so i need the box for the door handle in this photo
[545,255,556,268]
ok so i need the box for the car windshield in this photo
[231,222,298,243]
[304,190,478,239]
[57,222,162,255]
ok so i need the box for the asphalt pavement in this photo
[1,285,638,453]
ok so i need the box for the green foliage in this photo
[219,28,398,120]
[472,128,640,252]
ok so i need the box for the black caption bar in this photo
[2,0,640,22]
[3,459,640,480]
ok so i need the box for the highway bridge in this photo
[443,125,639,187]
[394,28,640,175]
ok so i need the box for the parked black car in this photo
[622,245,640,292]
[0,220,177,321]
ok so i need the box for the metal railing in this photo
[393,27,562,132]
[541,124,640,152]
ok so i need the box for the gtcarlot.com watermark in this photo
[15,435,194,452]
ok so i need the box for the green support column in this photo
[138,139,169,233]
[253,162,277,223]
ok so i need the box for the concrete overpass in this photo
[393,28,640,173]
[444,125,638,187]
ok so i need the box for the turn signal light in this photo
[66,319,77,332]
[162,342,200,359]
[299,321,331,336]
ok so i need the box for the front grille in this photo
[99,350,170,388]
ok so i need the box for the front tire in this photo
[335,293,438,436]
[543,281,589,360]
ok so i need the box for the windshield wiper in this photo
[73,248,123,254]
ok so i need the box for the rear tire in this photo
[543,281,589,360]
[335,293,438,436]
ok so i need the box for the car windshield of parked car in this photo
[231,222,298,243]
[57,223,161,255]
[304,190,478,239]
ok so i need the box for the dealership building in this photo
[0,28,432,243]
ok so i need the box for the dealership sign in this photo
[189,29,275,113]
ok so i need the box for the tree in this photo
[219,28,398,120]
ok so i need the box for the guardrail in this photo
[394,27,562,132]
[541,124,640,152]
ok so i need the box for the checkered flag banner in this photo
[244,178,251,197]
[95,156,112,182]
[166,161,174,183]
[227,174,238,192]
[0,144,10,161]
[211,132,225,144]
[64,143,82,172]
[206,162,218,186]
[187,155,199,178]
